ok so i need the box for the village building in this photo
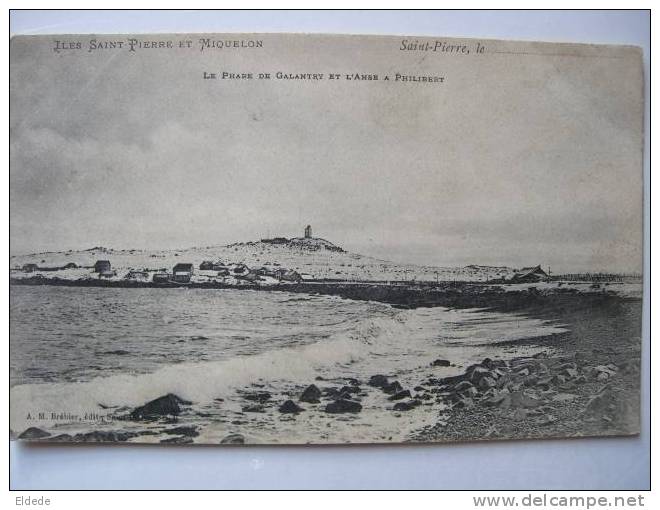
[172,263,194,283]
[511,265,548,283]
[94,260,111,273]
[21,263,38,272]
[304,225,312,238]
[231,263,250,276]
[152,272,171,284]
[276,268,302,283]
[199,261,215,270]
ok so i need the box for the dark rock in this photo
[339,385,360,394]
[220,434,245,444]
[478,376,497,390]
[431,359,451,367]
[468,366,493,384]
[368,375,389,388]
[393,400,420,411]
[388,390,412,401]
[243,391,272,403]
[18,427,51,440]
[130,393,190,420]
[74,431,139,442]
[414,386,426,392]
[279,400,303,413]
[346,378,361,386]
[164,426,199,437]
[160,436,193,444]
[383,381,403,395]
[325,399,362,414]
[300,384,322,403]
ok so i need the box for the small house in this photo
[94,260,111,273]
[172,263,194,283]
[231,263,250,276]
[62,262,78,269]
[511,265,548,283]
[22,263,38,273]
[199,261,214,270]
[253,266,276,277]
[153,272,171,284]
[276,269,302,283]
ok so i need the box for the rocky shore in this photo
[414,299,642,442]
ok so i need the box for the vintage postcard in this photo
[10,34,643,445]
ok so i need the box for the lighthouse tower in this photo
[304,225,312,238]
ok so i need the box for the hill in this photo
[10,238,518,283]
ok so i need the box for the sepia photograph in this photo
[10,30,644,449]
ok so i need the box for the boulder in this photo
[73,431,139,442]
[339,385,360,395]
[325,399,362,414]
[160,436,193,444]
[220,434,245,444]
[300,384,322,403]
[468,366,493,384]
[414,386,426,392]
[383,381,403,395]
[130,393,190,420]
[18,427,51,440]
[164,426,199,437]
[279,400,303,413]
[368,375,389,388]
[388,390,412,401]
[431,359,451,367]
[393,400,420,412]
[478,376,497,390]
[481,357,495,369]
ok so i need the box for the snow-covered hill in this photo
[10,238,518,283]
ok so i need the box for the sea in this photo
[10,286,568,444]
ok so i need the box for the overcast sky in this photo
[10,35,644,273]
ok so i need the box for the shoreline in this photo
[411,299,642,443]
[9,276,633,312]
